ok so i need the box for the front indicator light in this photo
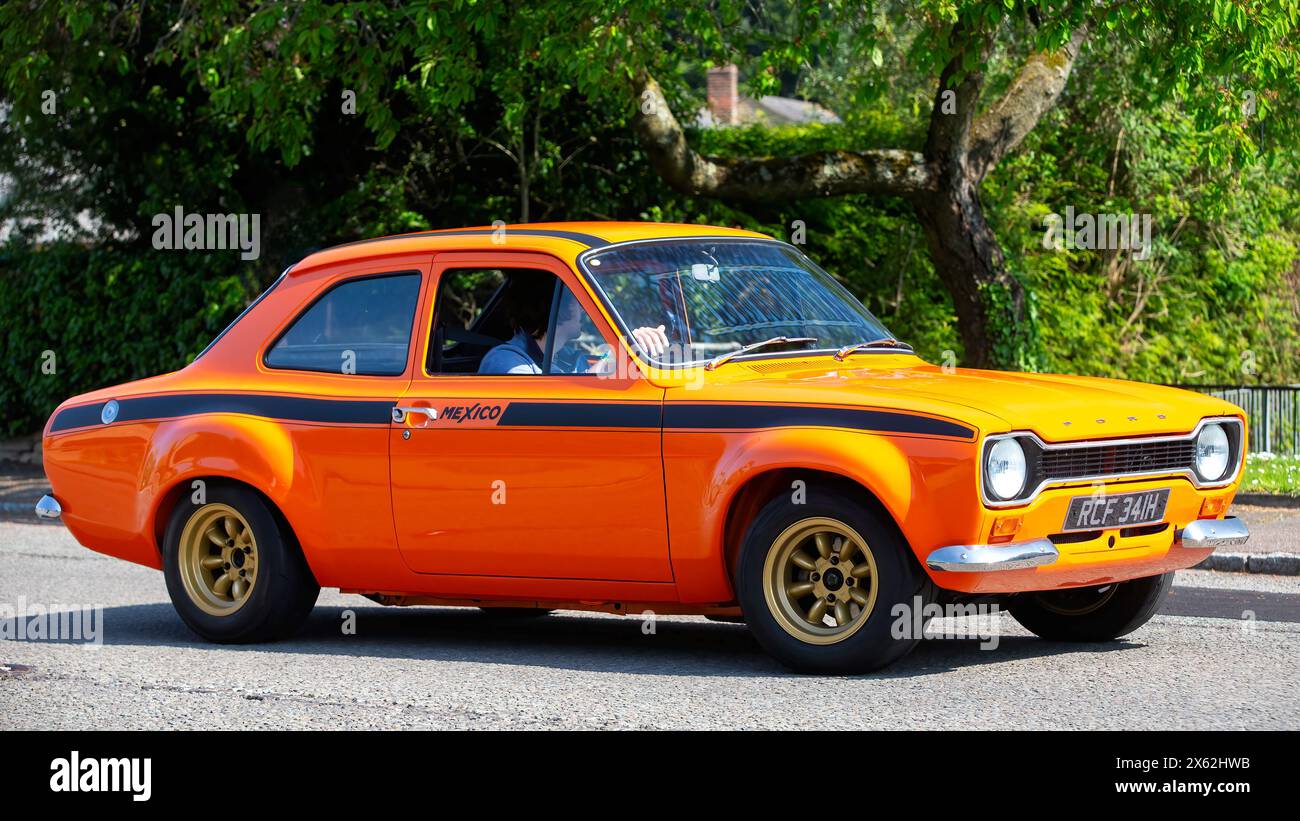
[1199,496,1229,518]
[990,515,1023,543]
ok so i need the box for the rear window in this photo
[265,272,421,376]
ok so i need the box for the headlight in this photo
[986,438,1028,500]
[1195,423,1231,481]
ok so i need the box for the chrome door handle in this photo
[392,406,438,423]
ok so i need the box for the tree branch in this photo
[967,24,1089,180]
[630,72,933,202]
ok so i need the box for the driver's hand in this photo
[631,325,669,358]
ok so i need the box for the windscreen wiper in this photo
[833,337,912,361]
[704,337,819,371]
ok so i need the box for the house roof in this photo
[698,95,841,127]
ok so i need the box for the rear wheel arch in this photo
[160,480,320,642]
[152,475,308,577]
[141,417,299,557]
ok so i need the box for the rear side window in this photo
[265,272,421,376]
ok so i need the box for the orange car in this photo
[38,222,1250,673]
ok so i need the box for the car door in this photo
[389,250,672,581]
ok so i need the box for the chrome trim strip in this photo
[1177,516,1249,549]
[980,416,1245,509]
[34,495,61,520]
[925,539,1059,572]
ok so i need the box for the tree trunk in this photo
[628,22,1087,370]
[912,175,1022,369]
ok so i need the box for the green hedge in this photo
[0,242,262,436]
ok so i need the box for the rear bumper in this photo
[34,494,61,520]
[924,516,1248,593]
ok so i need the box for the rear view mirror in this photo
[690,262,719,282]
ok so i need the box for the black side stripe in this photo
[50,396,973,440]
[498,402,662,428]
[323,227,610,253]
[497,402,972,439]
[50,394,392,432]
[664,404,975,439]
[48,404,105,432]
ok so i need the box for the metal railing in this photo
[1169,385,1300,455]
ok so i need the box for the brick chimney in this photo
[706,64,739,126]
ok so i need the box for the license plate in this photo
[1062,488,1169,532]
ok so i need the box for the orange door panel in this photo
[389,251,672,582]
[389,377,671,580]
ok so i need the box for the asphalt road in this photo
[2,520,1298,730]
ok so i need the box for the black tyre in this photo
[478,607,553,619]
[735,487,933,674]
[162,482,319,643]
[1008,572,1173,641]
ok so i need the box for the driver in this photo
[479,274,669,374]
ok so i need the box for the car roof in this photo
[289,221,773,276]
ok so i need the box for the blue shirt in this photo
[478,329,544,375]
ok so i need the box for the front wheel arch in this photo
[723,469,919,585]
[733,484,936,673]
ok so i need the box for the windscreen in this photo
[582,239,895,366]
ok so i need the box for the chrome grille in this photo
[1037,440,1196,481]
[982,417,1243,507]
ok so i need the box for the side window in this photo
[427,268,509,374]
[437,269,507,331]
[428,268,612,376]
[265,272,421,376]
[546,285,612,375]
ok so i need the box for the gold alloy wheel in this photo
[177,503,259,616]
[762,517,879,645]
[1034,583,1118,616]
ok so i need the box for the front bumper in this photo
[1177,517,1250,548]
[924,516,1249,591]
[926,540,1058,572]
